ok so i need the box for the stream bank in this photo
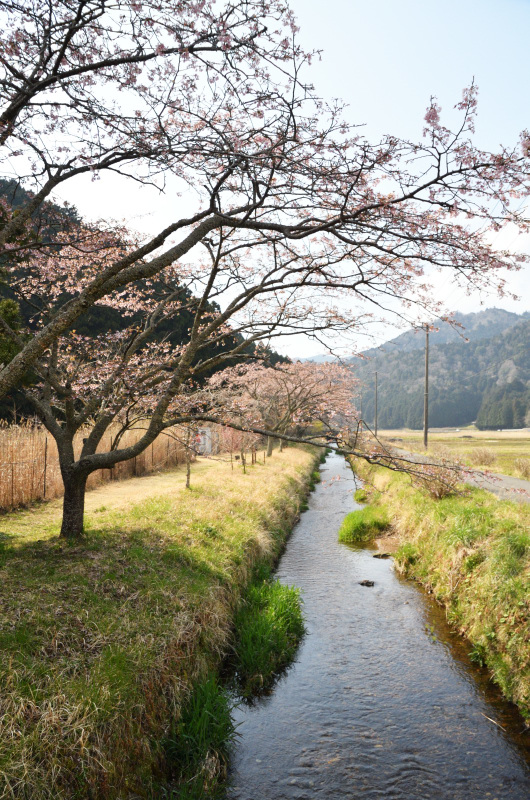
[0,448,319,799]
[351,455,530,723]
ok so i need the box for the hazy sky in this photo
[58,0,530,355]
[286,0,530,330]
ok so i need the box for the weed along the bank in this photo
[349,455,530,725]
[0,448,318,799]
[230,566,305,699]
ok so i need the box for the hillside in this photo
[361,308,530,357]
[352,311,530,430]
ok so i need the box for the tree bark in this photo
[186,449,191,489]
[266,436,274,457]
[185,426,191,489]
[60,472,88,539]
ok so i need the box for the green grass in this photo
[0,447,319,799]
[354,487,369,503]
[338,506,389,543]
[230,565,305,698]
[351,455,530,723]
[164,675,237,799]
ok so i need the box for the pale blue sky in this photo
[283,0,530,352]
[289,0,530,150]
[59,0,530,354]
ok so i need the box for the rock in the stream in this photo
[373,553,391,559]
[359,580,375,587]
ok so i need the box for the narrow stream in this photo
[227,454,530,800]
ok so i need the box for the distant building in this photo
[196,427,220,455]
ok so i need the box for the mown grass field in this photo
[379,427,530,478]
[351,456,530,723]
[0,447,317,799]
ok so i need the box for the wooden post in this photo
[423,328,429,449]
[374,371,378,438]
[185,426,191,488]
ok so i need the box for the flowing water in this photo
[227,454,530,800]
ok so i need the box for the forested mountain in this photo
[353,310,530,430]
[365,308,529,355]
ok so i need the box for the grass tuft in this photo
[230,566,305,698]
[515,457,530,479]
[164,675,236,799]
[469,447,496,466]
[354,487,369,503]
[338,506,389,543]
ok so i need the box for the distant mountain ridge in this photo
[361,308,530,358]
[350,309,530,430]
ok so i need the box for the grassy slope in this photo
[0,448,317,799]
[379,428,530,478]
[351,457,530,723]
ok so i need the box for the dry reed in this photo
[469,447,497,467]
[0,423,189,512]
[515,457,530,479]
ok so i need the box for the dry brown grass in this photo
[515,457,530,479]
[468,447,496,466]
[0,447,317,799]
[0,423,189,512]
[379,427,530,479]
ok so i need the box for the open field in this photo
[379,427,530,479]
[0,446,317,799]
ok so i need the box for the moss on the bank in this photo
[350,457,530,723]
[353,487,369,503]
[338,506,389,543]
[0,448,318,799]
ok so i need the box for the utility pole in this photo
[374,370,378,438]
[423,327,429,449]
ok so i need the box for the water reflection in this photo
[227,454,530,800]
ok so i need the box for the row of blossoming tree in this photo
[0,0,529,536]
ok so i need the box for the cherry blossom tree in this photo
[0,0,529,407]
[10,221,362,538]
[12,222,469,540]
[214,361,359,455]
[0,1,528,540]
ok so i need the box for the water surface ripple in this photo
[227,454,530,800]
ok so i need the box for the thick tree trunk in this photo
[266,436,274,457]
[279,438,284,452]
[60,473,88,539]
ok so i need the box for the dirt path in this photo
[464,470,530,503]
[1,460,215,543]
